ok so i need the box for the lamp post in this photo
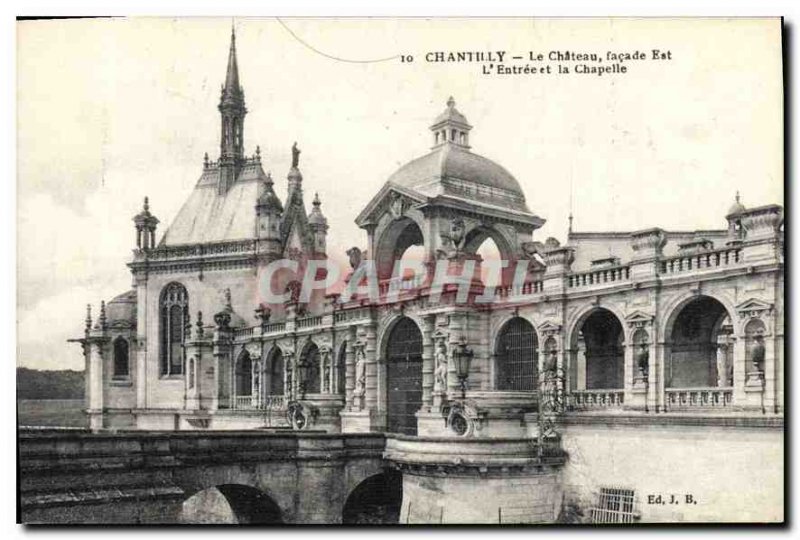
[452,339,474,401]
[297,358,310,400]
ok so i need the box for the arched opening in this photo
[235,350,252,398]
[667,296,731,388]
[385,317,423,435]
[267,348,284,397]
[159,282,188,376]
[342,470,403,524]
[463,226,513,288]
[112,337,129,378]
[572,309,625,390]
[300,342,321,395]
[181,484,283,524]
[476,237,503,288]
[495,317,538,391]
[375,218,425,281]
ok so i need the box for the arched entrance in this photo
[571,308,625,390]
[181,484,283,524]
[495,317,538,390]
[666,296,732,388]
[385,317,423,435]
[342,470,403,524]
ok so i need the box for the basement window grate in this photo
[589,487,639,524]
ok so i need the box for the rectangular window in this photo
[590,487,637,524]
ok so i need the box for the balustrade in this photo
[659,247,741,276]
[665,387,733,409]
[568,266,630,289]
[570,389,625,409]
[230,394,287,411]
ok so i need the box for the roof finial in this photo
[143,196,149,212]
[447,96,455,109]
[98,300,107,330]
[85,304,92,333]
[568,213,574,234]
[255,145,261,160]
[313,192,321,207]
[291,142,301,168]
[735,190,741,204]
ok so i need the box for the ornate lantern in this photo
[452,339,474,400]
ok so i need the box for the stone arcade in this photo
[43,30,783,524]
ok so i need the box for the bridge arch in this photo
[342,469,403,524]
[181,484,283,524]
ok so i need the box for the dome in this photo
[106,290,137,325]
[387,143,530,212]
[727,192,746,216]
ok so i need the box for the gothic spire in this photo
[221,25,242,103]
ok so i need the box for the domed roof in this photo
[387,143,529,212]
[106,290,137,324]
[727,192,746,216]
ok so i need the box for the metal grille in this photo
[386,318,423,435]
[496,318,538,390]
[590,488,638,524]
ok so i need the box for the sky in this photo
[16,17,783,370]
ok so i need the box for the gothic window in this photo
[159,282,188,376]
[113,337,129,378]
[495,317,538,391]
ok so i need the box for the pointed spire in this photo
[309,192,328,227]
[97,300,107,331]
[223,24,241,98]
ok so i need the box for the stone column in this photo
[763,334,776,413]
[446,313,464,399]
[421,315,435,409]
[87,338,106,431]
[655,341,667,412]
[364,324,378,411]
[134,275,148,409]
[646,341,658,412]
[345,326,356,408]
[732,336,747,405]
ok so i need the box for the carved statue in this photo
[635,344,649,379]
[439,217,467,258]
[346,247,362,270]
[353,344,367,406]
[291,142,301,168]
[716,343,730,387]
[285,281,302,304]
[434,341,448,393]
[750,334,765,373]
[321,351,331,393]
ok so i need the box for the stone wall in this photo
[560,415,783,523]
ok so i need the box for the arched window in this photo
[113,337,129,378]
[160,282,188,376]
[301,343,321,394]
[495,317,538,391]
[235,351,252,397]
[268,349,284,396]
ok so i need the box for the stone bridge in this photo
[19,429,389,524]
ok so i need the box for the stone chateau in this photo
[67,29,784,524]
